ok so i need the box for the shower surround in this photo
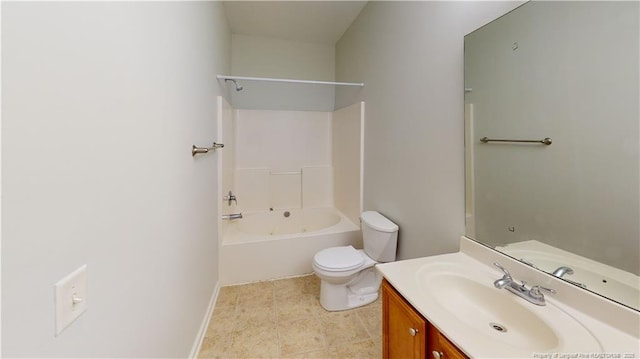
[218,97,364,284]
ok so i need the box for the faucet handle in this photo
[529,285,556,299]
[493,262,511,278]
[223,190,238,206]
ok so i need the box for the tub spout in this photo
[222,213,243,220]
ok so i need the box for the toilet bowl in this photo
[312,211,399,311]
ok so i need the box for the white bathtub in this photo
[220,207,362,285]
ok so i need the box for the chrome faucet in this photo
[552,266,574,278]
[221,213,243,220]
[493,262,513,289]
[493,262,555,306]
[223,191,238,206]
[528,285,556,303]
[551,266,587,288]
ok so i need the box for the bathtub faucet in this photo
[222,213,243,220]
[223,191,238,206]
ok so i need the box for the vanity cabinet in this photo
[382,279,426,358]
[427,324,467,359]
[382,279,468,359]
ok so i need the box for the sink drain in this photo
[489,322,507,333]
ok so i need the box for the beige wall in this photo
[2,2,230,357]
[333,102,364,224]
[335,1,522,260]
[230,34,336,111]
[232,34,335,81]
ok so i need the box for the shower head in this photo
[225,78,243,92]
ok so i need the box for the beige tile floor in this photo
[198,274,382,359]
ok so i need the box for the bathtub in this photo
[220,207,362,285]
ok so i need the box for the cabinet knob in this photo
[432,351,444,359]
[409,328,419,336]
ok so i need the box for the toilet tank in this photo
[361,211,399,262]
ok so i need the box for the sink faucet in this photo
[493,262,556,306]
[552,266,574,278]
[528,285,556,303]
[493,262,513,289]
[551,266,587,288]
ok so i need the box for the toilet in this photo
[312,211,399,311]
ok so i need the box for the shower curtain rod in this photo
[217,75,364,87]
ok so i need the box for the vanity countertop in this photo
[376,237,640,358]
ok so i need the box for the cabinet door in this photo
[382,280,427,359]
[427,323,469,359]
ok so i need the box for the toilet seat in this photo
[313,246,364,272]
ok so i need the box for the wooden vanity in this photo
[377,238,640,358]
[382,279,468,359]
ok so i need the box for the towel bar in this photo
[192,142,224,156]
[480,137,552,145]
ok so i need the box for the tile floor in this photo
[198,274,382,359]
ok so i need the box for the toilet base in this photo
[319,267,382,311]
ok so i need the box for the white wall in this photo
[466,1,639,275]
[335,2,522,260]
[2,2,230,357]
[0,3,3,353]
[228,34,336,111]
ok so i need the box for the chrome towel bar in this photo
[192,142,224,157]
[480,137,552,146]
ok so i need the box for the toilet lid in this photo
[314,246,364,272]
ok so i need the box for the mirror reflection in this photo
[464,1,639,310]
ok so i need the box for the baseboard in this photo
[189,281,220,359]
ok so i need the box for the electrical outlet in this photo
[54,265,88,335]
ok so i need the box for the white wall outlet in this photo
[54,264,88,335]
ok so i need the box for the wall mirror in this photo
[464,1,639,311]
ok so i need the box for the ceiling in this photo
[223,1,368,45]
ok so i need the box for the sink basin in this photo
[416,262,603,356]
[428,273,559,350]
